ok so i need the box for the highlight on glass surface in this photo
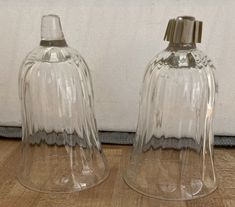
[18,14,109,193]
[123,16,217,200]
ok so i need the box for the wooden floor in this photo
[0,139,234,207]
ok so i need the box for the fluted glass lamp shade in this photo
[18,14,109,193]
[123,16,217,200]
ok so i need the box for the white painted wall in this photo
[0,0,234,135]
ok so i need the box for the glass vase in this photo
[18,14,109,193]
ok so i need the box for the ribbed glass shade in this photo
[123,44,217,200]
[18,15,109,193]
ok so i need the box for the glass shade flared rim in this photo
[17,167,110,194]
[123,173,218,201]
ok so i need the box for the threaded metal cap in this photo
[164,16,202,44]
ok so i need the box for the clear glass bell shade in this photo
[123,43,217,200]
[18,15,109,193]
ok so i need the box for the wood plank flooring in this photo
[0,139,234,207]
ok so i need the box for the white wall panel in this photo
[0,0,234,135]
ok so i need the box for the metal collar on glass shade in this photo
[164,16,202,44]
